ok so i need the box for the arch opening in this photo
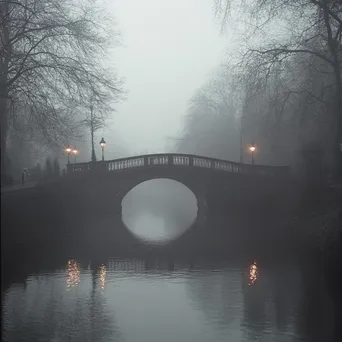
[121,178,198,244]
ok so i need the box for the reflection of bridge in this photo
[67,153,290,178]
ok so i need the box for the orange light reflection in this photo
[248,261,258,286]
[99,264,106,289]
[66,259,80,289]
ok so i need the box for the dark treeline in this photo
[178,0,341,181]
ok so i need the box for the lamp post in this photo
[99,138,106,161]
[240,115,244,164]
[72,148,78,163]
[249,143,256,165]
[65,147,72,164]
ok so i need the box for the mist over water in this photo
[121,179,198,244]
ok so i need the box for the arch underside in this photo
[108,168,212,199]
[119,173,205,244]
[102,167,215,218]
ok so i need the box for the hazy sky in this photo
[100,0,227,158]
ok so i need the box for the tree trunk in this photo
[330,48,342,182]
[321,3,342,181]
[91,125,96,163]
[0,97,8,177]
[1,1,11,178]
[334,74,342,181]
[90,105,96,162]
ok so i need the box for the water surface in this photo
[2,255,333,342]
[2,179,336,341]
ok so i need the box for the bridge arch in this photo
[121,178,200,243]
[66,153,290,220]
[106,169,209,218]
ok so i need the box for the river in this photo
[2,221,335,342]
[1,179,338,341]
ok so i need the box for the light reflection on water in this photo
[248,261,258,286]
[99,265,106,290]
[66,259,80,289]
[2,257,324,342]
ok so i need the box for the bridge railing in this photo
[67,153,290,178]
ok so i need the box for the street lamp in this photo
[65,147,72,164]
[249,143,256,165]
[99,137,106,161]
[72,148,78,163]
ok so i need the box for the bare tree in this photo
[236,50,337,171]
[178,45,337,176]
[52,157,60,177]
[177,67,240,161]
[214,0,342,179]
[0,0,124,176]
[44,156,52,176]
[81,90,118,163]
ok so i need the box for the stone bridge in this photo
[65,153,291,218]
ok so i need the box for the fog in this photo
[2,1,341,341]
[122,179,198,244]
[101,0,227,157]
[3,0,228,178]
[2,0,341,183]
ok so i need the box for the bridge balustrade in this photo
[108,157,144,171]
[173,155,190,166]
[214,161,240,172]
[66,153,290,178]
[148,155,168,165]
[193,157,211,168]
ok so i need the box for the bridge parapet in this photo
[67,153,290,178]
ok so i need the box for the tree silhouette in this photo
[52,158,60,178]
[213,0,342,179]
[44,157,53,176]
[0,0,124,177]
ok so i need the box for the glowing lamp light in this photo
[100,137,106,149]
[65,146,72,164]
[71,148,78,163]
[99,137,106,161]
[249,143,256,165]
